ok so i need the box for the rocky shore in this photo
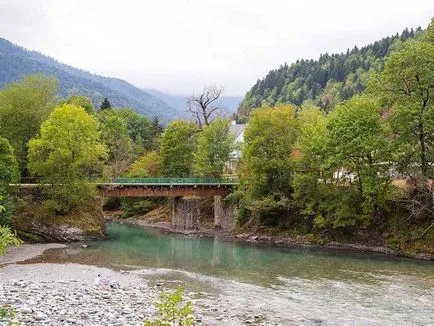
[0,263,279,326]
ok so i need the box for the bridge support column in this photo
[214,195,235,229]
[172,197,200,231]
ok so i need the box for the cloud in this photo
[0,0,433,95]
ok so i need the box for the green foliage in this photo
[28,104,107,213]
[65,95,96,115]
[0,74,58,174]
[194,118,235,177]
[115,109,160,154]
[239,104,299,225]
[159,120,198,177]
[0,38,181,122]
[425,17,434,43]
[98,109,134,178]
[0,208,22,254]
[0,136,19,189]
[120,198,154,218]
[377,40,434,178]
[0,304,19,326]
[100,97,112,110]
[144,286,194,326]
[127,151,160,177]
[293,96,395,229]
[238,27,420,116]
[0,137,18,223]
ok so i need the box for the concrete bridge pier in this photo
[214,195,235,229]
[171,196,200,231]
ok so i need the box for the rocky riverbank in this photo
[0,263,280,326]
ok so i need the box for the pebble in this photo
[0,265,267,326]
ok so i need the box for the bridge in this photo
[98,177,238,197]
[16,177,240,231]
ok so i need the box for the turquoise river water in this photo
[28,223,434,325]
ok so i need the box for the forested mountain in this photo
[144,88,243,117]
[238,27,423,116]
[0,38,179,122]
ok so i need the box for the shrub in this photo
[144,286,194,326]
[0,224,22,255]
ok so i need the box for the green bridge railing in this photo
[112,177,239,185]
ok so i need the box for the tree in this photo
[325,96,394,226]
[239,104,299,225]
[426,17,434,43]
[115,109,158,154]
[151,116,164,135]
[127,151,160,178]
[98,110,134,178]
[65,95,96,115]
[194,118,234,177]
[100,98,112,110]
[187,85,225,129]
[0,136,19,189]
[0,75,58,175]
[0,137,19,224]
[159,120,198,177]
[293,97,395,229]
[292,108,329,229]
[28,104,107,213]
[378,40,434,178]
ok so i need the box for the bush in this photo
[0,225,22,255]
[0,304,19,326]
[144,286,194,326]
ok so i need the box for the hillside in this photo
[238,27,423,116]
[0,38,179,122]
[144,88,243,117]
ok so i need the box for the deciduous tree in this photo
[187,85,225,129]
[194,118,234,177]
[66,95,96,115]
[378,40,434,177]
[0,75,58,175]
[159,120,198,177]
[28,104,107,212]
[239,104,299,225]
[98,110,134,178]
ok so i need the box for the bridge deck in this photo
[110,177,239,186]
[14,178,239,198]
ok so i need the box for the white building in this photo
[226,121,246,174]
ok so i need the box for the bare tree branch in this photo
[186,85,225,128]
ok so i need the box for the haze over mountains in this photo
[0,38,183,122]
[0,25,424,123]
[144,88,242,118]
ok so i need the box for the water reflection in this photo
[24,223,434,325]
[28,223,434,287]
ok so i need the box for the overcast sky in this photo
[0,0,433,96]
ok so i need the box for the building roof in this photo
[229,123,246,139]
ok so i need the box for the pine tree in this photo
[100,98,112,110]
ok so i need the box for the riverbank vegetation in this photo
[0,20,433,257]
[233,20,434,256]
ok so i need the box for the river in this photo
[26,223,434,325]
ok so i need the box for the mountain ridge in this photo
[238,26,424,116]
[0,38,180,121]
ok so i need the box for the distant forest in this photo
[238,27,423,116]
[0,38,180,122]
